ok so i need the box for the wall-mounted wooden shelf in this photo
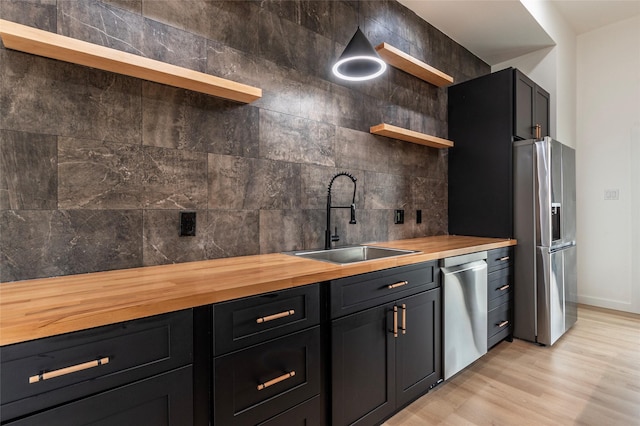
[370,123,453,149]
[375,42,454,87]
[0,19,262,103]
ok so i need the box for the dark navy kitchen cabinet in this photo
[330,262,442,426]
[448,67,550,239]
[0,310,194,425]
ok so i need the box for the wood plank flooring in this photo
[384,305,640,425]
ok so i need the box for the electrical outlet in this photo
[416,209,422,224]
[604,189,619,200]
[394,209,405,224]
[180,211,196,236]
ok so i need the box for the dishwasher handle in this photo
[441,259,487,276]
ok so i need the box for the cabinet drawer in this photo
[0,310,192,422]
[214,327,321,426]
[5,366,193,426]
[487,247,513,273]
[258,396,322,426]
[488,267,512,302]
[214,283,319,356]
[488,301,511,338]
[330,261,438,318]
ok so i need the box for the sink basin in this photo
[289,246,419,265]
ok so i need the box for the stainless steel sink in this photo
[289,246,419,265]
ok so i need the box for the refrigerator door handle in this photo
[549,241,576,252]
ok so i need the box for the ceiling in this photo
[398,0,640,65]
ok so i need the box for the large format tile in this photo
[0,0,57,31]
[260,110,335,167]
[364,171,411,210]
[0,49,142,144]
[0,209,142,282]
[208,154,301,210]
[142,209,208,265]
[58,137,143,209]
[0,130,57,210]
[143,209,261,265]
[142,146,208,209]
[259,209,304,253]
[142,82,259,156]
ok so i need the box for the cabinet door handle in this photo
[29,357,110,384]
[400,304,407,335]
[388,280,408,289]
[257,371,296,391]
[498,284,510,291]
[392,305,398,338]
[498,256,510,261]
[497,320,509,328]
[256,309,295,324]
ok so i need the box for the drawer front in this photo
[1,310,192,422]
[488,266,512,303]
[487,247,513,273]
[488,301,511,338]
[214,327,321,426]
[330,261,439,318]
[258,396,322,426]
[214,284,320,355]
[5,366,193,426]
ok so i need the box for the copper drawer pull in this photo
[498,284,510,291]
[497,320,509,328]
[393,306,398,338]
[400,304,407,335]
[388,280,408,289]
[498,256,510,261]
[29,357,110,384]
[256,309,295,324]
[257,371,296,391]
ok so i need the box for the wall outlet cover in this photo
[180,211,196,236]
[394,209,405,224]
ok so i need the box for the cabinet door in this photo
[331,304,395,426]
[5,366,192,426]
[514,70,535,140]
[395,289,442,407]
[535,85,550,138]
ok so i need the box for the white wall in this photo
[576,16,640,313]
[492,0,577,148]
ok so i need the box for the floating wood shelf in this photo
[0,19,262,103]
[370,123,453,149]
[375,42,454,87]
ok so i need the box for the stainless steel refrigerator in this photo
[513,137,578,346]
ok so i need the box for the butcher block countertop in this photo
[0,235,516,346]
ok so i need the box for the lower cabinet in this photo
[5,366,193,426]
[211,283,322,426]
[0,310,193,425]
[213,327,321,425]
[487,247,514,348]
[331,288,442,426]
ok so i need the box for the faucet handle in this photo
[331,226,340,243]
[349,203,356,224]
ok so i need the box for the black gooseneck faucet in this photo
[325,172,357,250]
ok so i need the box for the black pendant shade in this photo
[332,27,386,81]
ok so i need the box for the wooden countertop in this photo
[0,235,515,346]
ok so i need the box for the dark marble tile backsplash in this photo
[0,0,489,282]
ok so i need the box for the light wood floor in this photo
[384,305,640,426]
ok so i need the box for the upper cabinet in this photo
[514,70,550,140]
[447,68,551,239]
[0,19,262,104]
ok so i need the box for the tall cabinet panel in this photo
[448,67,551,239]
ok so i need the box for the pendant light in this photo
[332,2,386,81]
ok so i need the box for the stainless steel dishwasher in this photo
[441,251,488,380]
